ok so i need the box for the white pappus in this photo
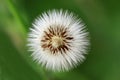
[27,9,89,71]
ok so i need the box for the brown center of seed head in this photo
[41,26,73,54]
[51,36,64,48]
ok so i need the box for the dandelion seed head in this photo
[28,10,90,71]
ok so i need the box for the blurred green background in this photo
[0,0,120,80]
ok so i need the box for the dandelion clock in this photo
[27,10,90,71]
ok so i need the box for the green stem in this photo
[5,0,26,36]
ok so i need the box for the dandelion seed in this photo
[27,10,89,71]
